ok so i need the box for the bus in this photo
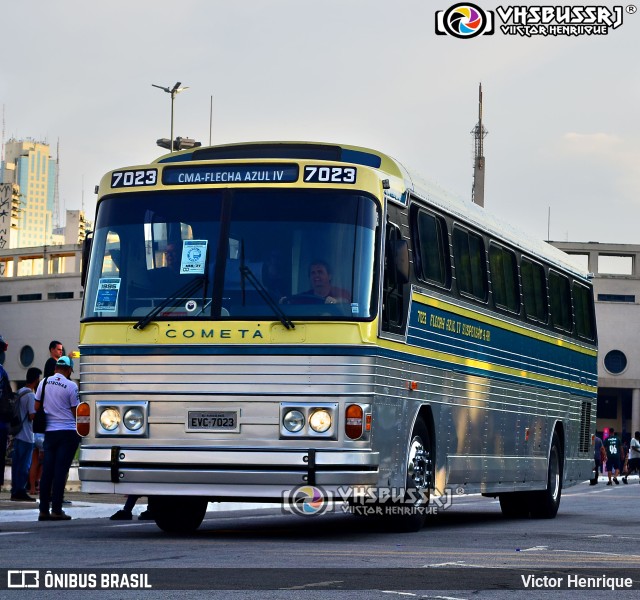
[78,141,597,533]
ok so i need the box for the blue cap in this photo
[56,356,74,371]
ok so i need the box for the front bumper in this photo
[79,446,379,499]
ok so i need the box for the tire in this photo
[149,496,209,534]
[380,417,432,532]
[529,432,563,519]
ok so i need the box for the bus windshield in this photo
[82,188,379,321]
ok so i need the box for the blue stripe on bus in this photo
[406,303,597,389]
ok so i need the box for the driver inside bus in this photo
[148,242,187,290]
[281,259,350,305]
[164,243,181,273]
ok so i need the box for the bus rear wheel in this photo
[529,432,563,519]
[149,496,209,534]
[498,432,563,519]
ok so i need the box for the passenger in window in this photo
[282,260,350,305]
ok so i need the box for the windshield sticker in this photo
[185,299,198,312]
[95,278,121,312]
[180,240,208,274]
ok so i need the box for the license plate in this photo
[187,411,238,431]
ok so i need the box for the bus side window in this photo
[549,270,573,332]
[489,243,520,313]
[573,281,596,341]
[453,226,487,301]
[382,222,409,333]
[414,208,450,288]
[521,257,548,323]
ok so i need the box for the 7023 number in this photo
[111,169,158,188]
[303,166,357,184]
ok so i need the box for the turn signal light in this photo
[345,404,364,440]
[76,402,91,437]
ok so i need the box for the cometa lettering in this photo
[165,328,264,339]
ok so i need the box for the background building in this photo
[552,241,640,443]
[1,139,57,249]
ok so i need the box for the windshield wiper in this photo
[134,276,205,330]
[240,265,295,330]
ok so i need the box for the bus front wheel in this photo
[384,417,431,532]
[148,496,209,534]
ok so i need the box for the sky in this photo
[2,0,639,244]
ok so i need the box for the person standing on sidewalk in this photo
[43,341,64,378]
[604,428,622,486]
[623,431,640,484]
[0,335,11,490]
[35,356,80,521]
[590,435,604,485]
[10,367,41,502]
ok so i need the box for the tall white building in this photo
[1,139,57,249]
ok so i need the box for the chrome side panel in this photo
[79,349,591,498]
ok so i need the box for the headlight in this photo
[283,409,305,433]
[309,409,332,433]
[123,407,144,431]
[99,408,121,431]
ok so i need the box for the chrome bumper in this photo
[79,446,379,498]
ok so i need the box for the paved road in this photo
[1,476,639,598]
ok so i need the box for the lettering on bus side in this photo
[164,328,264,340]
[417,308,492,343]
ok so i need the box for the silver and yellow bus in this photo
[78,141,597,532]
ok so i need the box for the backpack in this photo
[0,371,16,423]
[8,389,30,436]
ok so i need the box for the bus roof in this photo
[154,140,588,280]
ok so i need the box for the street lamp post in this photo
[151,81,189,152]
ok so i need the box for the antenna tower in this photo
[471,83,488,207]
[1,104,5,163]
[53,139,60,228]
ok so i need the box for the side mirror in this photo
[80,232,93,289]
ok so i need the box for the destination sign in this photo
[162,164,299,185]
